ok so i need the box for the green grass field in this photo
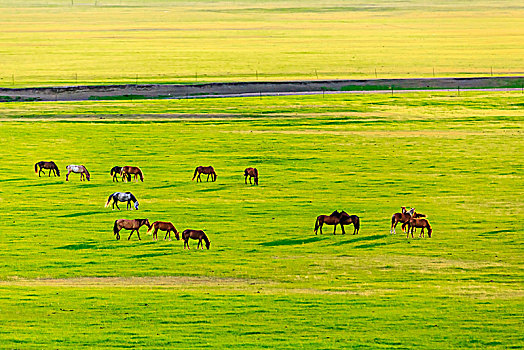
[0,91,522,348]
[1,0,524,86]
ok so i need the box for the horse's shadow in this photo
[260,236,330,247]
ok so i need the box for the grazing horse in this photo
[390,207,415,234]
[110,166,130,182]
[402,212,426,232]
[34,161,60,177]
[113,218,151,240]
[147,221,180,241]
[340,213,361,235]
[244,167,259,185]
[182,229,210,249]
[120,166,144,182]
[314,210,350,235]
[192,166,217,182]
[105,192,139,210]
[407,218,432,238]
[66,164,90,181]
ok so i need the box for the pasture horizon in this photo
[1,0,523,87]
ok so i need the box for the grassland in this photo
[0,91,522,348]
[1,0,524,86]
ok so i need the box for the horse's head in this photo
[330,210,340,217]
[427,226,432,238]
[339,211,351,221]
[408,208,415,215]
[134,201,139,210]
[174,230,180,241]
[142,219,151,229]
[205,240,210,250]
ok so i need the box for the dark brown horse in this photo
[244,167,259,185]
[121,166,144,182]
[340,213,360,235]
[314,210,355,235]
[192,166,217,182]
[390,207,415,234]
[35,161,60,177]
[407,218,432,238]
[113,218,151,240]
[182,229,210,249]
[147,221,180,241]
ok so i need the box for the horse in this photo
[66,165,90,181]
[121,166,144,182]
[147,221,180,241]
[113,218,151,240]
[105,192,139,210]
[390,207,415,234]
[192,166,217,182]
[34,161,60,177]
[244,167,259,185]
[182,229,210,249]
[110,166,130,182]
[401,212,426,232]
[314,210,351,235]
[340,213,360,235]
[407,218,432,238]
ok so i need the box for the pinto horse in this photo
[390,207,415,234]
[110,166,130,182]
[182,229,210,249]
[35,161,60,177]
[113,218,151,240]
[147,221,180,241]
[121,166,144,182]
[105,192,139,210]
[244,167,259,185]
[192,166,217,182]
[407,218,432,238]
[66,164,90,181]
[314,210,355,235]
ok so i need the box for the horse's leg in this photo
[341,224,346,235]
[249,176,252,185]
[115,201,120,210]
[245,175,247,184]
[164,230,170,241]
[420,227,424,238]
[206,174,210,182]
[392,220,397,234]
[136,229,141,240]
[333,224,337,235]
[128,229,134,240]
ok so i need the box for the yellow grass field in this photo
[1,0,523,86]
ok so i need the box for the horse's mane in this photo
[128,192,137,202]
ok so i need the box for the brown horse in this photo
[192,166,217,182]
[182,229,210,249]
[35,161,60,177]
[407,218,432,238]
[147,221,180,241]
[314,210,352,235]
[121,166,144,182]
[340,213,360,235]
[113,218,151,240]
[390,207,415,234]
[244,167,259,185]
[402,212,426,232]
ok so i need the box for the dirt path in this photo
[0,76,522,102]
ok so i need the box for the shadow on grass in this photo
[260,236,329,246]
[59,211,106,218]
[479,229,514,236]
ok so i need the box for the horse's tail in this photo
[105,193,115,207]
[354,216,360,231]
[113,220,119,235]
[314,216,320,233]
[202,233,211,249]
[147,222,156,234]
[192,167,198,180]
[34,162,39,173]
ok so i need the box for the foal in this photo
[148,221,180,241]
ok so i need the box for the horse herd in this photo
[35,160,433,246]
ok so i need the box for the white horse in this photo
[66,164,90,181]
[105,192,139,210]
